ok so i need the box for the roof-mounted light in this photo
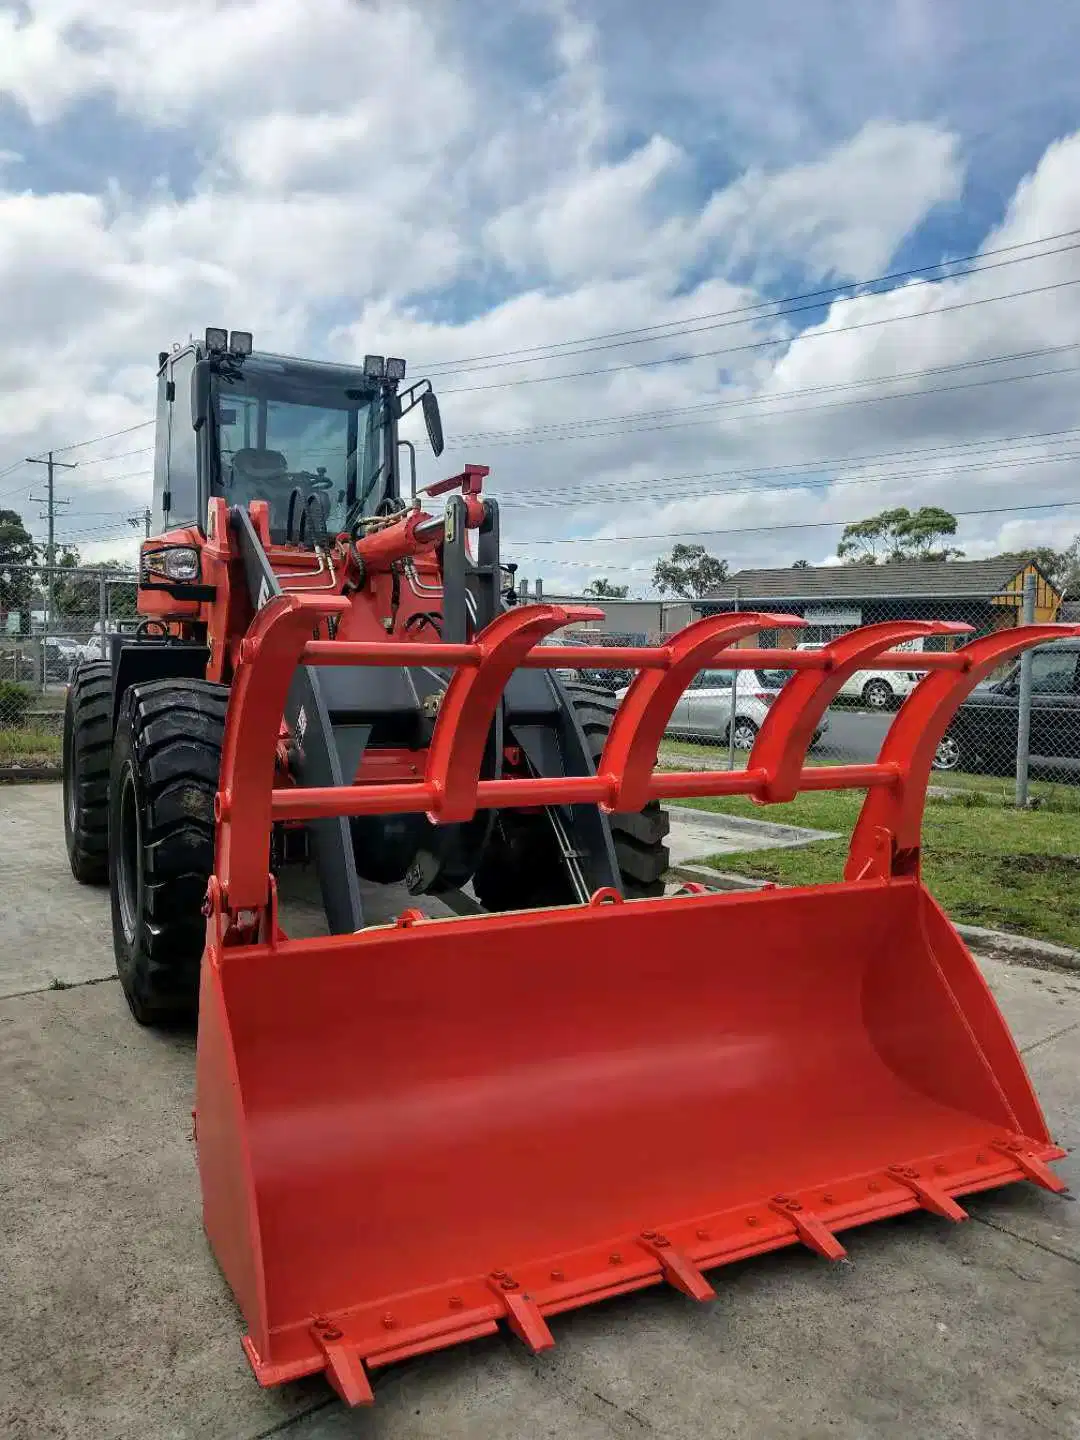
[230,330,253,357]
[385,356,406,381]
[205,327,228,354]
[363,354,385,379]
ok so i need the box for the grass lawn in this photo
[0,727,63,767]
[681,789,1080,950]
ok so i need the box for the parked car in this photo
[615,667,830,749]
[795,641,921,710]
[932,638,1080,777]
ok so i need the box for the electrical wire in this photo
[420,224,1080,371]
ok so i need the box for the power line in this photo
[47,419,155,455]
[423,234,1080,376]
[496,426,1080,510]
[438,277,1080,395]
[453,345,1078,447]
[513,495,1080,554]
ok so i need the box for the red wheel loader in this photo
[63,327,1076,1408]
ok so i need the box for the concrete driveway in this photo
[2,783,1079,1440]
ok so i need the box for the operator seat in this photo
[226,448,290,508]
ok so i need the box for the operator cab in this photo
[153,329,444,545]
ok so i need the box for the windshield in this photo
[212,358,387,541]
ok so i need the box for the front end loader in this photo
[62,328,1076,1407]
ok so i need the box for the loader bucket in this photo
[197,599,1076,1404]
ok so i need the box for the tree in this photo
[792,559,811,569]
[652,543,729,598]
[53,551,138,635]
[584,577,629,599]
[0,509,39,637]
[837,506,963,564]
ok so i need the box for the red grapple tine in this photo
[639,1234,716,1301]
[751,621,971,804]
[993,1139,1069,1193]
[311,1327,375,1407]
[847,622,1080,879]
[427,602,602,823]
[769,1199,847,1260]
[600,611,804,813]
[488,1278,556,1353]
[886,1165,968,1221]
[216,591,349,912]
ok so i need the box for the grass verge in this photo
[0,727,63,767]
[681,789,1080,950]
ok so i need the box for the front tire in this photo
[109,680,228,1026]
[473,682,671,910]
[932,730,969,772]
[63,661,114,884]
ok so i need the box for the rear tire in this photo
[473,682,671,910]
[109,680,228,1026]
[63,661,114,884]
[862,678,893,710]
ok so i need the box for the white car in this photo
[795,641,921,711]
[616,666,830,750]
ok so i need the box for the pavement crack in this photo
[0,974,118,1002]
[251,1397,334,1439]
[1022,1020,1080,1055]
[972,1215,1080,1268]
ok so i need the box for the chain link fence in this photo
[3,571,1078,808]
[541,585,1080,810]
[0,564,138,765]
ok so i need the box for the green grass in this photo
[0,727,63,767]
[680,789,1080,949]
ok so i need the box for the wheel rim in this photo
[934,736,961,771]
[117,764,142,945]
[866,683,890,709]
[733,722,757,750]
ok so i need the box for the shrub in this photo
[0,680,34,726]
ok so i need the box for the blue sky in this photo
[1,0,1079,589]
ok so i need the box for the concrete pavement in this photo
[2,783,1079,1439]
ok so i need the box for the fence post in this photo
[727,589,740,771]
[1015,572,1036,808]
[98,572,108,660]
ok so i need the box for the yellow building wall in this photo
[991,563,1062,624]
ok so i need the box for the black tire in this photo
[862,678,894,711]
[473,682,671,910]
[63,661,114,884]
[109,679,228,1026]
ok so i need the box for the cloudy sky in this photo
[1,0,1079,594]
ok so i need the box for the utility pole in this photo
[27,451,76,645]
[128,506,152,539]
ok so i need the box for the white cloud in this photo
[0,0,1077,598]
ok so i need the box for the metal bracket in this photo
[488,1274,555,1353]
[310,1323,374,1406]
[886,1165,968,1221]
[639,1232,715,1300]
[993,1138,1069,1194]
[769,1196,847,1260]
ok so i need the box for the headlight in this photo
[205,327,228,353]
[230,330,253,357]
[364,354,385,378]
[385,356,407,380]
[162,547,200,581]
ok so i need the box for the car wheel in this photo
[730,717,759,750]
[932,731,967,772]
[862,679,893,710]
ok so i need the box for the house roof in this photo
[708,557,1037,602]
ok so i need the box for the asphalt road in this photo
[817,705,894,762]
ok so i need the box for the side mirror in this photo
[191,360,211,432]
[422,390,444,457]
